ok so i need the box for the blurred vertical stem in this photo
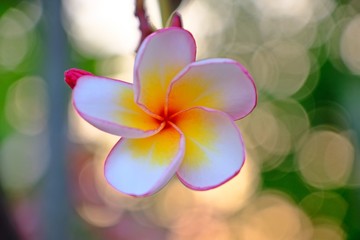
[158,0,183,26]
[42,0,70,239]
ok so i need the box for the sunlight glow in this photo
[297,129,354,189]
[63,0,139,56]
[341,14,360,75]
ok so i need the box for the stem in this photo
[42,0,70,239]
[134,0,183,50]
[135,0,154,51]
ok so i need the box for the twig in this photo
[135,0,154,51]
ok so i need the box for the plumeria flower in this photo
[65,27,257,197]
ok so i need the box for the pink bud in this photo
[168,12,182,28]
[64,68,93,89]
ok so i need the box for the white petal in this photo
[167,59,257,120]
[172,107,245,190]
[134,27,196,116]
[73,75,161,138]
[104,124,185,197]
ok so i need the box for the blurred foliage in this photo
[0,0,22,15]
[0,0,360,239]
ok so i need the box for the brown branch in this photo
[135,0,155,51]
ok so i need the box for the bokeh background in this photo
[1,0,360,239]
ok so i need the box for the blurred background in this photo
[1,0,360,239]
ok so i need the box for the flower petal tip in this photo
[64,68,93,89]
[167,12,183,28]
